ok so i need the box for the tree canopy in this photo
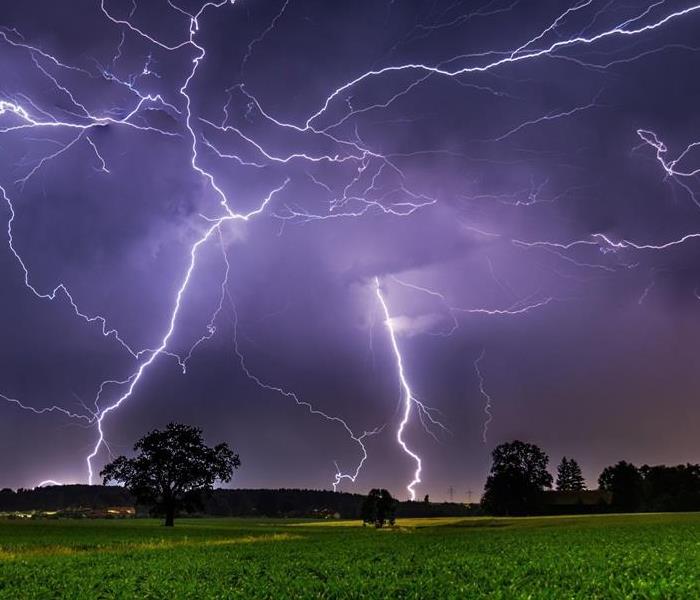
[101,423,240,526]
[598,461,643,511]
[639,464,700,511]
[481,440,553,515]
[556,457,586,491]
[361,489,398,527]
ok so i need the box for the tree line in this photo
[482,440,700,515]
[0,485,473,522]
[1,423,471,524]
[5,425,697,525]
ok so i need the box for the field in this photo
[1,513,699,598]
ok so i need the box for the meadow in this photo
[0,513,699,598]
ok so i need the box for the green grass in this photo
[1,513,699,598]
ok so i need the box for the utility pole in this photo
[467,489,473,504]
[448,486,454,502]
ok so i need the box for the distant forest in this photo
[4,457,700,519]
[482,440,700,516]
[0,486,474,519]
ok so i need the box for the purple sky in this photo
[2,0,700,501]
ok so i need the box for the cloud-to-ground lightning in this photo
[1,0,414,490]
[374,277,424,500]
[3,0,700,497]
[85,178,291,484]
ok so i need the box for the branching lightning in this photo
[473,349,494,445]
[2,0,700,495]
[374,277,424,500]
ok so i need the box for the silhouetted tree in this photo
[598,461,643,511]
[556,457,586,491]
[640,464,700,511]
[361,489,398,527]
[360,491,377,525]
[101,423,240,526]
[424,494,430,505]
[481,440,553,515]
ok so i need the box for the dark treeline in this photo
[0,486,474,519]
[205,488,365,518]
[599,462,700,513]
[206,489,474,519]
[0,485,133,512]
[482,440,700,516]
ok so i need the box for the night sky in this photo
[2,0,700,500]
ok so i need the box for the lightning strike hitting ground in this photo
[374,277,424,500]
[2,0,700,496]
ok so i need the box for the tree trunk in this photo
[164,504,175,527]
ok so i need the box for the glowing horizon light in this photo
[36,480,62,487]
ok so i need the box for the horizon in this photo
[23,447,694,503]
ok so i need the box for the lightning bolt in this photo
[473,349,494,445]
[390,274,554,338]
[0,391,93,423]
[3,0,700,495]
[634,128,700,207]
[85,179,289,483]
[1,0,425,489]
[255,2,700,130]
[374,277,424,500]
[224,245,383,490]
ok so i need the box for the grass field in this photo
[1,513,699,598]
